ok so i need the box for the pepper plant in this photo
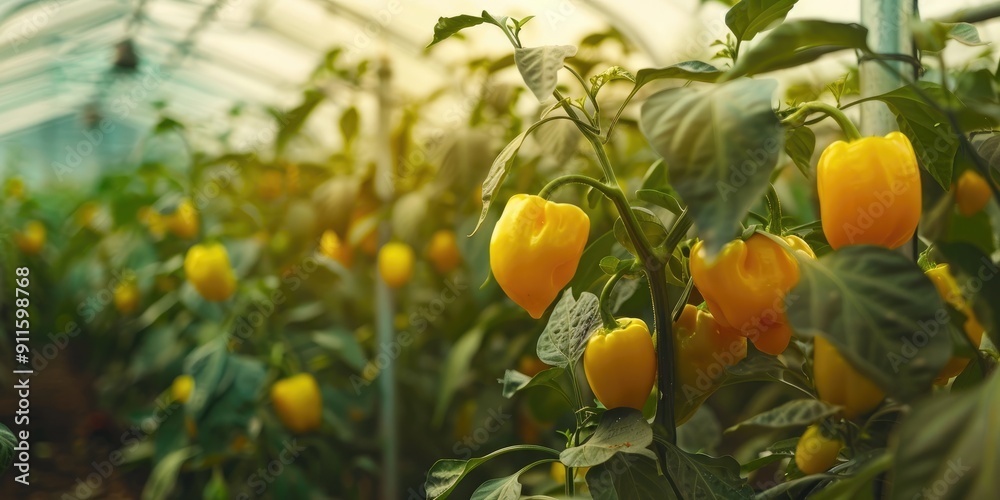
[424,5,999,499]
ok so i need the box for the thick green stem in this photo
[782,101,863,141]
[599,268,629,330]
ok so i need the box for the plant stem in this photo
[599,268,629,330]
[781,101,863,141]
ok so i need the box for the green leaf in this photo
[599,256,630,276]
[471,473,523,500]
[537,290,601,369]
[634,61,723,89]
[889,371,1000,500]
[0,423,14,476]
[786,245,953,401]
[424,445,558,499]
[613,207,669,257]
[567,231,624,294]
[587,453,675,500]
[811,452,891,500]
[725,0,799,42]
[726,399,841,432]
[660,442,754,499]
[640,78,783,256]
[784,126,815,177]
[590,66,636,98]
[275,89,324,154]
[914,20,986,51]
[428,14,485,47]
[636,189,684,215]
[514,45,578,102]
[560,408,656,467]
[499,367,567,399]
[142,447,199,500]
[433,327,486,426]
[312,329,367,371]
[852,82,959,189]
[339,106,359,144]
[728,21,869,78]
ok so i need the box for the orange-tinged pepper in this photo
[378,242,414,289]
[319,230,353,267]
[584,318,656,410]
[673,304,747,424]
[427,229,462,274]
[271,373,323,433]
[15,221,46,255]
[184,242,236,302]
[490,194,590,319]
[926,264,985,384]
[690,234,814,355]
[813,336,884,418]
[817,132,921,249]
[955,170,992,217]
[795,424,843,474]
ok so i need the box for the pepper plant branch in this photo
[599,267,630,330]
[781,101,863,141]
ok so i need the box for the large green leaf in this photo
[433,327,486,426]
[514,45,578,102]
[428,14,486,47]
[726,399,841,432]
[728,21,869,78]
[634,61,722,89]
[661,443,754,499]
[889,371,1000,500]
[424,445,559,499]
[784,126,816,178]
[587,453,676,500]
[536,290,601,369]
[560,408,656,467]
[725,0,799,42]
[640,78,783,256]
[471,473,523,500]
[786,246,952,401]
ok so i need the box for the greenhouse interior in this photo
[1,0,999,498]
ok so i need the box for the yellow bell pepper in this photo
[673,304,747,424]
[926,264,985,384]
[378,242,415,289]
[813,336,884,418]
[689,234,815,356]
[15,221,46,255]
[319,230,353,267]
[955,169,992,217]
[113,280,140,314]
[166,199,199,239]
[427,229,462,274]
[271,373,323,433]
[490,194,590,319]
[584,318,657,410]
[795,424,842,475]
[817,132,921,250]
[184,242,237,302]
[172,375,194,403]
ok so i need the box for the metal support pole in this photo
[860,0,917,259]
[374,54,398,500]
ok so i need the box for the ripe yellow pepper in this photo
[113,280,140,314]
[813,336,884,418]
[689,234,815,356]
[955,170,992,217]
[184,242,236,302]
[319,230,353,267]
[166,199,199,239]
[817,132,921,250]
[926,264,985,384]
[172,375,194,403]
[490,194,590,319]
[271,373,323,433]
[427,229,462,274]
[584,318,657,410]
[673,304,747,424]
[378,242,415,289]
[795,424,842,475]
[15,221,46,255]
